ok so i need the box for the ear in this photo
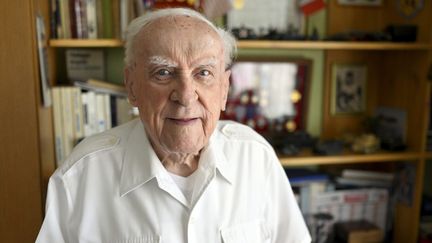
[124,67,138,107]
[220,69,231,111]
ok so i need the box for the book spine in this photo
[112,0,121,39]
[61,87,75,156]
[96,93,107,132]
[96,0,104,38]
[73,0,83,38]
[52,88,65,166]
[69,0,78,38]
[120,0,129,40]
[102,0,113,38]
[79,0,88,38]
[71,87,84,140]
[60,0,71,38]
[50,0,58,38]
[86,0,98,39]
[104,94,112,129]
[81,92,92,137]
[87,91,97,135]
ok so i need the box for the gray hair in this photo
[124,8,237,69]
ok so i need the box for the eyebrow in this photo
[148,56,178,68]
[193,57,218,68]
[148,56,219,69]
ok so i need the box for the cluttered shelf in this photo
[48,39,432,50]
[278,149,422,166]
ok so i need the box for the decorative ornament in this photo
[396,0,424,19]
[291,90,302,103]
[285,120,297,132]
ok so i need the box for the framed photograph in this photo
[338,0,382,6]
[331,64,367,115]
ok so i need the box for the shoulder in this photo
[216,120,273,151]
[57,119,139,175]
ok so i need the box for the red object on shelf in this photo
[153,0,194,9]
[298,0,325,16]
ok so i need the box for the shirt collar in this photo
[119,121,233,197]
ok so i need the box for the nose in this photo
[170,76,198,106]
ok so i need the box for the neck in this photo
[161,153,199,177]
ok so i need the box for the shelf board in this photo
[237,40,432,50]
[49,39,432,50]
[279,149,422,166]
[424,152,432,160]
[49,39,123,47]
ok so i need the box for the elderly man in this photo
[37,8,311,243]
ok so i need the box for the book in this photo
[285,168,330,186]
[101,0,113,38]
[86,91,98,136]
[86,0,98,39]
[335,177,392,188]
[59,0,71,38]
[35,14,52,107]
[71,88,84,140]
[341,169,394,182]
[66,49,106,81]
[51,88,65,165]
[96,93,107,132]
[61,87,75,157]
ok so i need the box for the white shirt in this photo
[168,171,199,205]
[36,119,311,243]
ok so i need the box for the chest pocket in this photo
[220,220,270,243]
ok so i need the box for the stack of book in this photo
[52,80,135,166]
[285,168,333,215]
[285,168,393,242]
[335,169,394,189]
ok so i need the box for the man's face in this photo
[125,16,230,156]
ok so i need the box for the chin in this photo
[163,138,205,155]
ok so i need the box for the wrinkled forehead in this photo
[132,15,225,65]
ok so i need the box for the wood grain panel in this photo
[0,1,43,242]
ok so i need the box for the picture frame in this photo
[331,64,367,115]
[222,57,312,135]
[337,0,383,6]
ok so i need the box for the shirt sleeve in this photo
[36,173,71,243]
[263,150,312,243]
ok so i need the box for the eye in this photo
[153,68,173,81]
[198,69,211,77]
[157,69,171,76]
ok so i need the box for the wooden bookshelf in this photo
[17,1,432,243]
[49,39,432,51]
[237,40,432,50]
[49,39,123,47]
[279,150,423,167]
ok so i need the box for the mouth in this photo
[167,117,199,125]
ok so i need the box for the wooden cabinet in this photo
[0,1,46,242]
